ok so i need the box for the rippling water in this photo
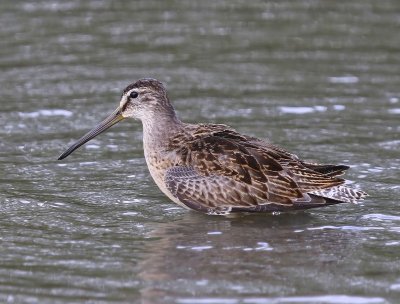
[1,0,399,303]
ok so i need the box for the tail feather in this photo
[310,185,367,204]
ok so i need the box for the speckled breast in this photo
[143,150,190,209]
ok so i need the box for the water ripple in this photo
[177,295,387,304]
[362,213,400,222]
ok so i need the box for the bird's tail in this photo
[310,185,368,204]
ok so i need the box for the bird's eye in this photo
[130,91,138,99]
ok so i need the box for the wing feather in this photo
[163,125,362,214]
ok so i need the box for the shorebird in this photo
[58,78,367,215]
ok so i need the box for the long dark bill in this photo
[58,107,124,160]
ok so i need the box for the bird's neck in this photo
[141,111,183,151]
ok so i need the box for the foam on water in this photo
[328,75,359,84]
[278,106,327,114]
[18,109,73,118]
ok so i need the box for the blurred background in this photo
[0,1,399,303]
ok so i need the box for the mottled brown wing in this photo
[165,129,346,213]
[165,166,267,214]
[165,165,341,215]
[208,129,346,191]
[184,135,306,203]
[300,163,350,177]
[236,132,350,178]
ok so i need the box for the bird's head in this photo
[58,78,174,160]
[119,78,173,120]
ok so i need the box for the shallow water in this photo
[1,0,399,303]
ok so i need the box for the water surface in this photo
[0,1,399,303]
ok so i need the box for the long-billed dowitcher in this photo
[58,78,367,215]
